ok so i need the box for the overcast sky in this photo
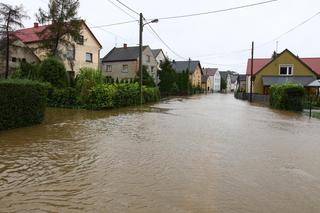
[3,0,320,73]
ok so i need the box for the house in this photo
[237,74,247,92]
[151,49,166,70]
[152,49,166,85]
[219,71,232,92]
[101,44,158,82]
[172,60,203,88]
[246,49,320,95]
[203,68,221,92]
[0,38,40,77]
[14,21,102,76]
[201,75,212,92]
[230,73,238,92]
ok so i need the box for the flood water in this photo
[1,94,320,213]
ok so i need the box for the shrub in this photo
[270,83,305,112]
[0,79,48,131]
[86,83,160,110]
[75,68,103,104]
[13,62,41,80]
[39,57,68,88]
[47,86,78,108]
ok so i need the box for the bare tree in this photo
[0,3,28,78]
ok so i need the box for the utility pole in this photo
[250,41,254,103]
[5,9,12,79]
[188,58,191,95]
[139,13,143,106]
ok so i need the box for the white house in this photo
[152,49,166,85]
[203,68,221,92]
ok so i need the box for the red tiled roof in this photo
[246,58,271,76]
[246,57,320,76]
[14,25,50,43]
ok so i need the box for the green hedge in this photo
[47,86,78,108]
[0,80,48,131]
[86,83,160,110]
[270,83,305,112]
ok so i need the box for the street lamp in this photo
[139,13,159,106]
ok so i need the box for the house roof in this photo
[102,46,148,62]
[172,60,202,74]
[262,76,316,86]
[201,75,209,83]
[219,71,230,81]
[238,74,246,81]
[14,20,102,48]
[231,75,238,83]
[246,49,320,76]
[203,68,218,76]
[151,49,162,57]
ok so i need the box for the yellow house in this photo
[201,75,212,92]
[246,49,320,94]
[172,60,203,87]
[14,21,102,76]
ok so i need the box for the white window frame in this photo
[279,64,294,76]
[106,65,112,72]
[122,64,128,73]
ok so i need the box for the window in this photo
[21,58,26,63]
[77,35,84,45]
[12,57,17,63]
[122,64,128,73]
[85,53,93,62]
[151,66,154,73]
[147,55,151,62]
[106,65,112,72]
[67,45,76,60]
[279,65,293,75]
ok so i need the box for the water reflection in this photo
[1,94,320,213]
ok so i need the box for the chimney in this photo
[34,22,39,28]
[123,43,127,48]
[172,60,176,63]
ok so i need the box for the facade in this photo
[101,44,158,82]
[230,74,238,92]
[201,75,212,92]
[152,49,166,85]
[172,60,203,88]
[246,49,320,94]
[237,74,247,92]
[203,68,221,92]
[219,71,232,93]
[14,21,102,75]
[0,39,40,77]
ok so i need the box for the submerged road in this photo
[1,94,320,213]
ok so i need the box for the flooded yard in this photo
[0,94,320,213]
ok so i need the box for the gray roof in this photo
[202,75,209,83]
[172,60,202,74]
[102,46,148,62]
[238,74,246,81]
[231,75,238,84]
[203,68,218,76]
[262,76,316,86]
[307,79,320,87]
[151,49,162,57]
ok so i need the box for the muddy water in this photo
[1,94,320,213]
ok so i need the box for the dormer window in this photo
[279,65,293,76]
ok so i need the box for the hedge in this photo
[0,79,48,131]
[269,83,305,112]
[86,83,160,110]
[47,86,78,108]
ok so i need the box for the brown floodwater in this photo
[0,94,320,213]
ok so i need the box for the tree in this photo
[39,57,68,88]
[0,3,28,79]
[36,0,82,58]
[136,65,156,87]
[159,58,176,94]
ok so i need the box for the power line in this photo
[90,20,137,28]
[106,0,137,20]
[152,0,278,21]
[114,0,140,16]
[257,10,320,48]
